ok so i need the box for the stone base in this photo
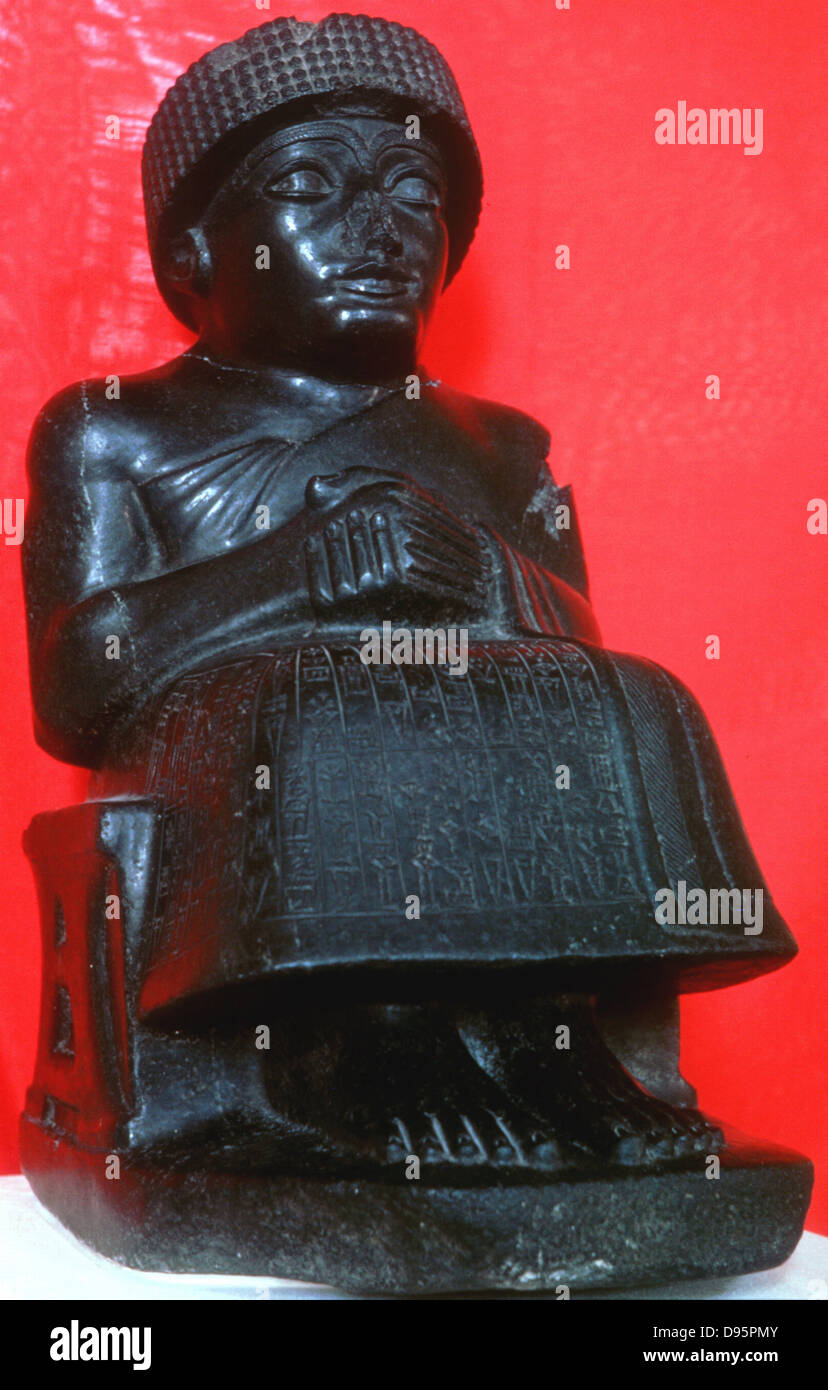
[20,1117,813,1295]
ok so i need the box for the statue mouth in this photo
[334,262,414,299]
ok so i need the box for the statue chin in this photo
[314,320,420,379]
[211,312,422,383]
[18,12,812,1296]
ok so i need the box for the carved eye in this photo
[264,167,332,198]
[388,175,443,208]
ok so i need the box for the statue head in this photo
[142,13,483,378]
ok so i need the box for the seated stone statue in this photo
[20,13,811,1292]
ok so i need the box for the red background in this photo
[1,0,826,1235]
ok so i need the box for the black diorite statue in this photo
[20,14,811,1292]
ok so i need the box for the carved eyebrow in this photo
[368,128,446,169]
[375,145,446,178]
[242,123,374,172]
[240,123,446,180]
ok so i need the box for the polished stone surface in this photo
[19,13,812,1292]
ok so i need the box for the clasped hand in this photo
[303,467,490,617]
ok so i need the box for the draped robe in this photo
[86,383,794,1018]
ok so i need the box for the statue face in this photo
[194,114,450,377]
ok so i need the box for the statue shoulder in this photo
[472,394,552,469]
[429,383,552,474]
[428,385,590,598]
[27,359,196,492]
[27,377,148,492]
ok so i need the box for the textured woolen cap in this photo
[142,12,483,327]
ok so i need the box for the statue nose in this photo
[341,188,404,258]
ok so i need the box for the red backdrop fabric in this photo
[1,0,826,1234]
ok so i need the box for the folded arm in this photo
[23,396,314,766]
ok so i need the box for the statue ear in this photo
[162,227,213,301]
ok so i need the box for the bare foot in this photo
[261,1002,563,1173]
[456,997,724,1168]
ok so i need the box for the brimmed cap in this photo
[142,12,483,326]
